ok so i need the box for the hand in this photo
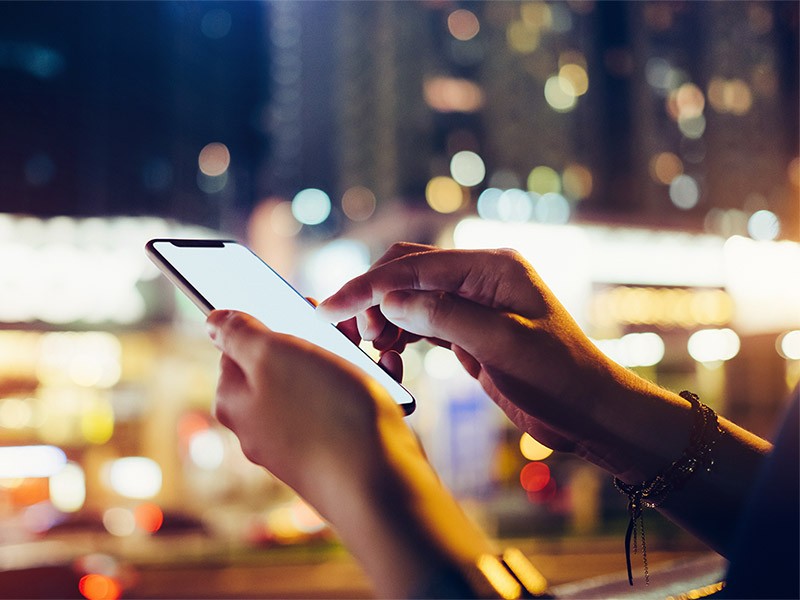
[206,309,411,510]
[317,243,671,477]
[206,309,496,595]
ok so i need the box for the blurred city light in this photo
[189,429,225,471]
[424,346,462,380]
[527,166,561,194]
[450,151,486,187]
[49,462,86,513]
[341,186,377,221]
[426,176,464,213]
[303,239,370,298]
[544,75,577,112]
[778,330,800,361]
[292,188,331,225]
[108,457,162,499]
[559,63,588,96]
[499,189,536,222]
[592,332,665,368]
[687,328,741,363]
[650,152,683,185]
[535,193,570,224]
[519,433,553,461]
[423,77,484,113]
[198,142,231,177]
[669,174,700,209]
[79,573,122,600]
[561,163,593,200]
[708,78,753,115]
[447,9,480,41]
[102,507,137,537]
[520,462,551,492]
[134,502,164,534]
[0,445,66,479]
[747,209,780,241]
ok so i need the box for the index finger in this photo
[317,248,543,322]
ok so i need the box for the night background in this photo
[0,2,798,598]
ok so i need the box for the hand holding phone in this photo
[145,239,415,414]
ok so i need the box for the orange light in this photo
[79,574,121,600]
[520,462,551,492]
[134,502,164,533]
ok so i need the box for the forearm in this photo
[592,367,772,555]
[313,415,496,598]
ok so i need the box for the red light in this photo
[134,502,164,533]
[520,462,551,492]
[79,574,121,600]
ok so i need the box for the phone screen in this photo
[146,239,415,414]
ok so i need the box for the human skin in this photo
[207,310,496,598]
[317,243,772,555]
[207,243,772,596]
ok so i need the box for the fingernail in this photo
[206,310,232,350]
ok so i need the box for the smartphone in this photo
[145,238,415,415]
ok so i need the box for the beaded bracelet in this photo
[613,390,724,586]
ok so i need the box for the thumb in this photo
[206,310,273,366]
[380,290,526,366]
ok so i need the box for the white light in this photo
[534,193,570,224]
[778,330,800,360]
[498,189,535,222]
[687,328,740,363]
[477,188,503,220]
[292,188,331,225]
[0,445,66,478]
[450,151,486,187]
[544,76,577,112]
[189,430,225,471]
[747,210,780,241]
[669,174,700,209]
[49,462,86,512]
[103,507,136,537]
[108,457,162,499]
[424,346,462,380]
[303,239,370,299]
[592,332,665,368]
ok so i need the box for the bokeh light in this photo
[450,151,486,187]
[747,209,780,241]
[527,166,561,194]
[559,63,588,96]
[108,457,162,499]
[102,507,137,537]
[535,193,570,224]
[708,78,753,115]
[650,152,683,185]
[341,186,377,221]
[198,142,231,177]
[49,461,86,512]
[778,330,800,361]
[425,176,464,214]
[520,462,551,492]
[292,188,331,225]
[134,502,164,534]
[423,77,484,113]
[669,174,700,209]
[189,429,225,470]
[544,75,577,112]
[498,189,535,222]
[506,20,540,54]
[447,9,480,41]
[688,328,740,363]
[520,1,552,30]
[562,164,592,200]
[79,574,122,600]
[0,445,66,478]
[519,433,553,461]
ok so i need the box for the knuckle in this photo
[424,291,455,326]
